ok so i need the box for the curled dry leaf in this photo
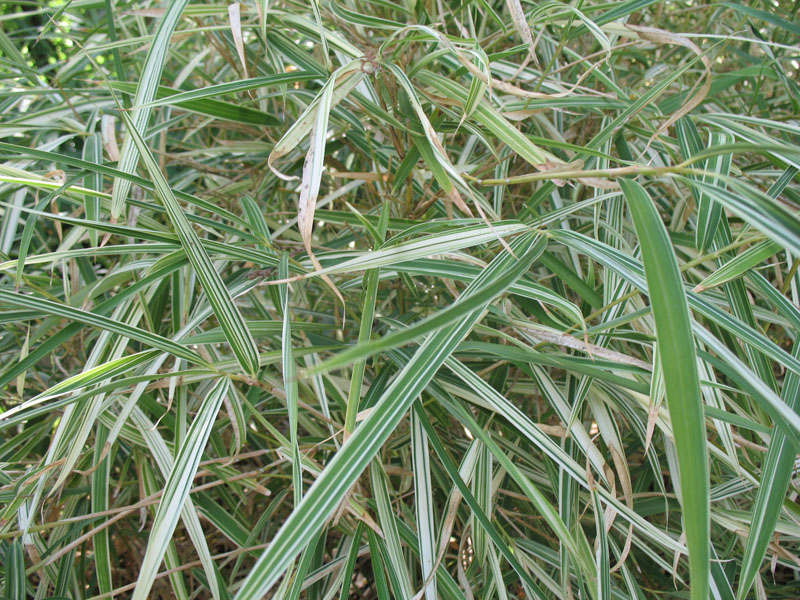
[268,64,364,181]
[101,115,120,161]
[515,320,653,371]
[505,0,538,67]
[501,108,546,120]
[416,25,605,101]
[123,8,166,17]
[228,3,249,79]
[298,101,345,314]
[608,23,712,146]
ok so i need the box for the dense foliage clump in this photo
[1,1,799,599]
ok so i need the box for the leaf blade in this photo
[621,178,709,600]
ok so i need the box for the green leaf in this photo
[694,240,779,293]
[737,342,800,599]
[110,81,281,125]
[119,110,260,376]
[111,0,191,218]
[81,132,103,246]
[91,425,113,596]
[0,290,204,364]
[26,350,160,404]
[682,177,800,256]
[621,178,709,600]
[417,408,551,599]
[722,2,800,36]
[411,405,438,600]
[3,540,26,600]
[131,378,230,600]
[279,253,303,507]
[134,73,318,109]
